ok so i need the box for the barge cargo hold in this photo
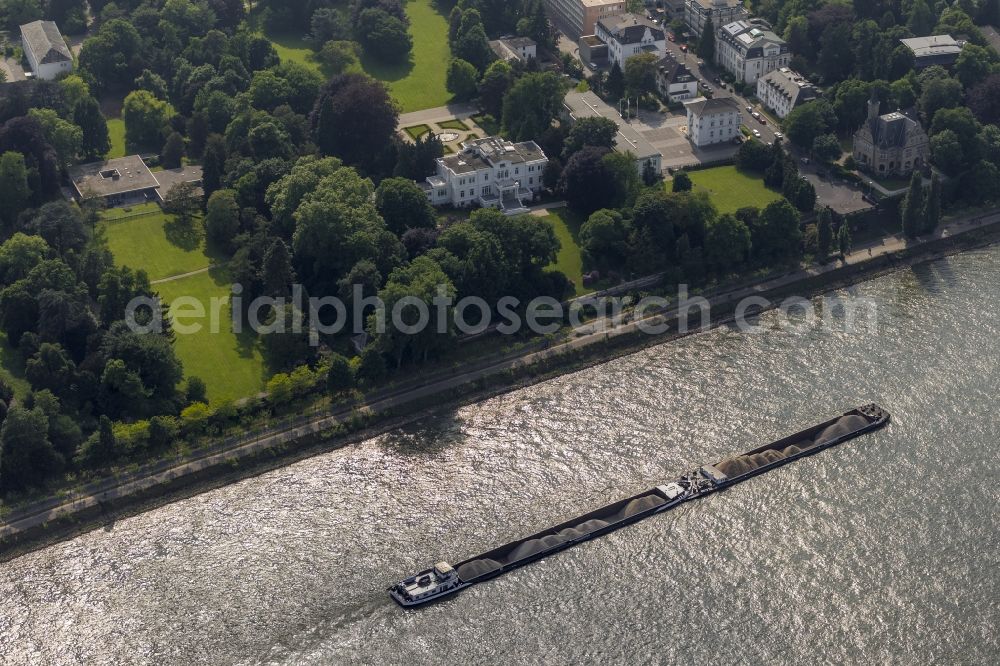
[389,404,890,607]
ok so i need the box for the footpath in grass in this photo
[106,118,126,159]
[684,165,783,214]
[99,206,220,281]
[154,268,268,404]
[100,208,266,403]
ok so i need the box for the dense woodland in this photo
[0,0,997,496]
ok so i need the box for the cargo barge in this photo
[389,404,890,607]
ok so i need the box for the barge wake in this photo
[389,404,890,607]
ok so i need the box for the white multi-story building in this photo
[20,20,73,81]
[685,0,748,38]
[595,13,666,70]
[419,137,548,215]
[684,97,742,147]
[655,53,698,102]
[716,20,790,85]
[756,68,818,119]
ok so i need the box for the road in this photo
[397,102,480,128]
[661,41,778,145]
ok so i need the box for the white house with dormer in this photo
[595,13,666,70]
[419,137,548,215]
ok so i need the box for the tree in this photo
[906,0,935,36]
[919,76,963,124]
[25,201,86,257]
[502,72,565,141]
[968,75,1000,125]
[558,146,615,214]
[930,129,966,176]
[134,69,169,100]
[697,17,715,62]
[602,151,641,209]
[479,60,514,119]
[162,182,202,226]
[924,173,941,234]
[319,40,360,75]
[784,100,837,150]
[812,134,841,162]
[751,199,802,265]
[161,132,186,169]
[205,189,241,253]
[624,53,659,98]
[954,44,995,89]
[563,117,618,159]
[579,209,631,271]
[837,222,852,256]
[356,8,413,64]
[672,171,692,192]
[446,58,480,101]
[312,73,399,176]
[326,354,355,394]
[606,62,625,100]
[262,239,295,298]
[704,213,751,274]
[27,108,82,169]
[817,208,833,261]
[123,90,174,151]
[78,19,143,93]
[375,178,438,236]
[0,152,30,230]
[901,172,924,238]
[77,415,117,469]
[0,405,63,492]
[73,97,111,160]
[356,345,387,385]
[201,134,227,201]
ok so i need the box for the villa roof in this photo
[597,14,664,45]
[20,20,72,65]
[683,96,742,117]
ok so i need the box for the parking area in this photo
[631,107,740,171]
[797,159,875,215]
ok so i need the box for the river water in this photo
[1,248,998,666]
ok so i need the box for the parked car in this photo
[746,105,753,113]
[587,62,597,71]
[680,44,688,52]
[800,157,810,165]
[774,131,784,140]
[751,111,761,120]
[758,116,766,125]
[752,129,762,138]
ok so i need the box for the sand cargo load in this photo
[389,404,890,607]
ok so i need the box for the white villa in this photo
[716,19,789,85]
[20,20,73,80]
[684,97,742,147]
[419,137,548,215]
[595,13,665,70]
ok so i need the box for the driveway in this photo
[0,55,24,82]
[397,103,479,128]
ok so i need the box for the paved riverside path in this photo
[3,208,999,543]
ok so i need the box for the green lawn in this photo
[438,118,469,131]
[404,123,431,140]
[154,268,267,404]
[106,118,126,159]
[361,0,452,112]
[685,165,783,214]
[471,113,501,135]
[99,208,220,281]
[267,31,323,74]
[543,208,587,296]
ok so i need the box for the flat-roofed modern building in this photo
[69,156,203,206]
[563,91,663,175]
[900,35,965,68]
[419,137,548,215]
[546,0,626,40]
[20,20,73,80]
[685,0,748,38]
